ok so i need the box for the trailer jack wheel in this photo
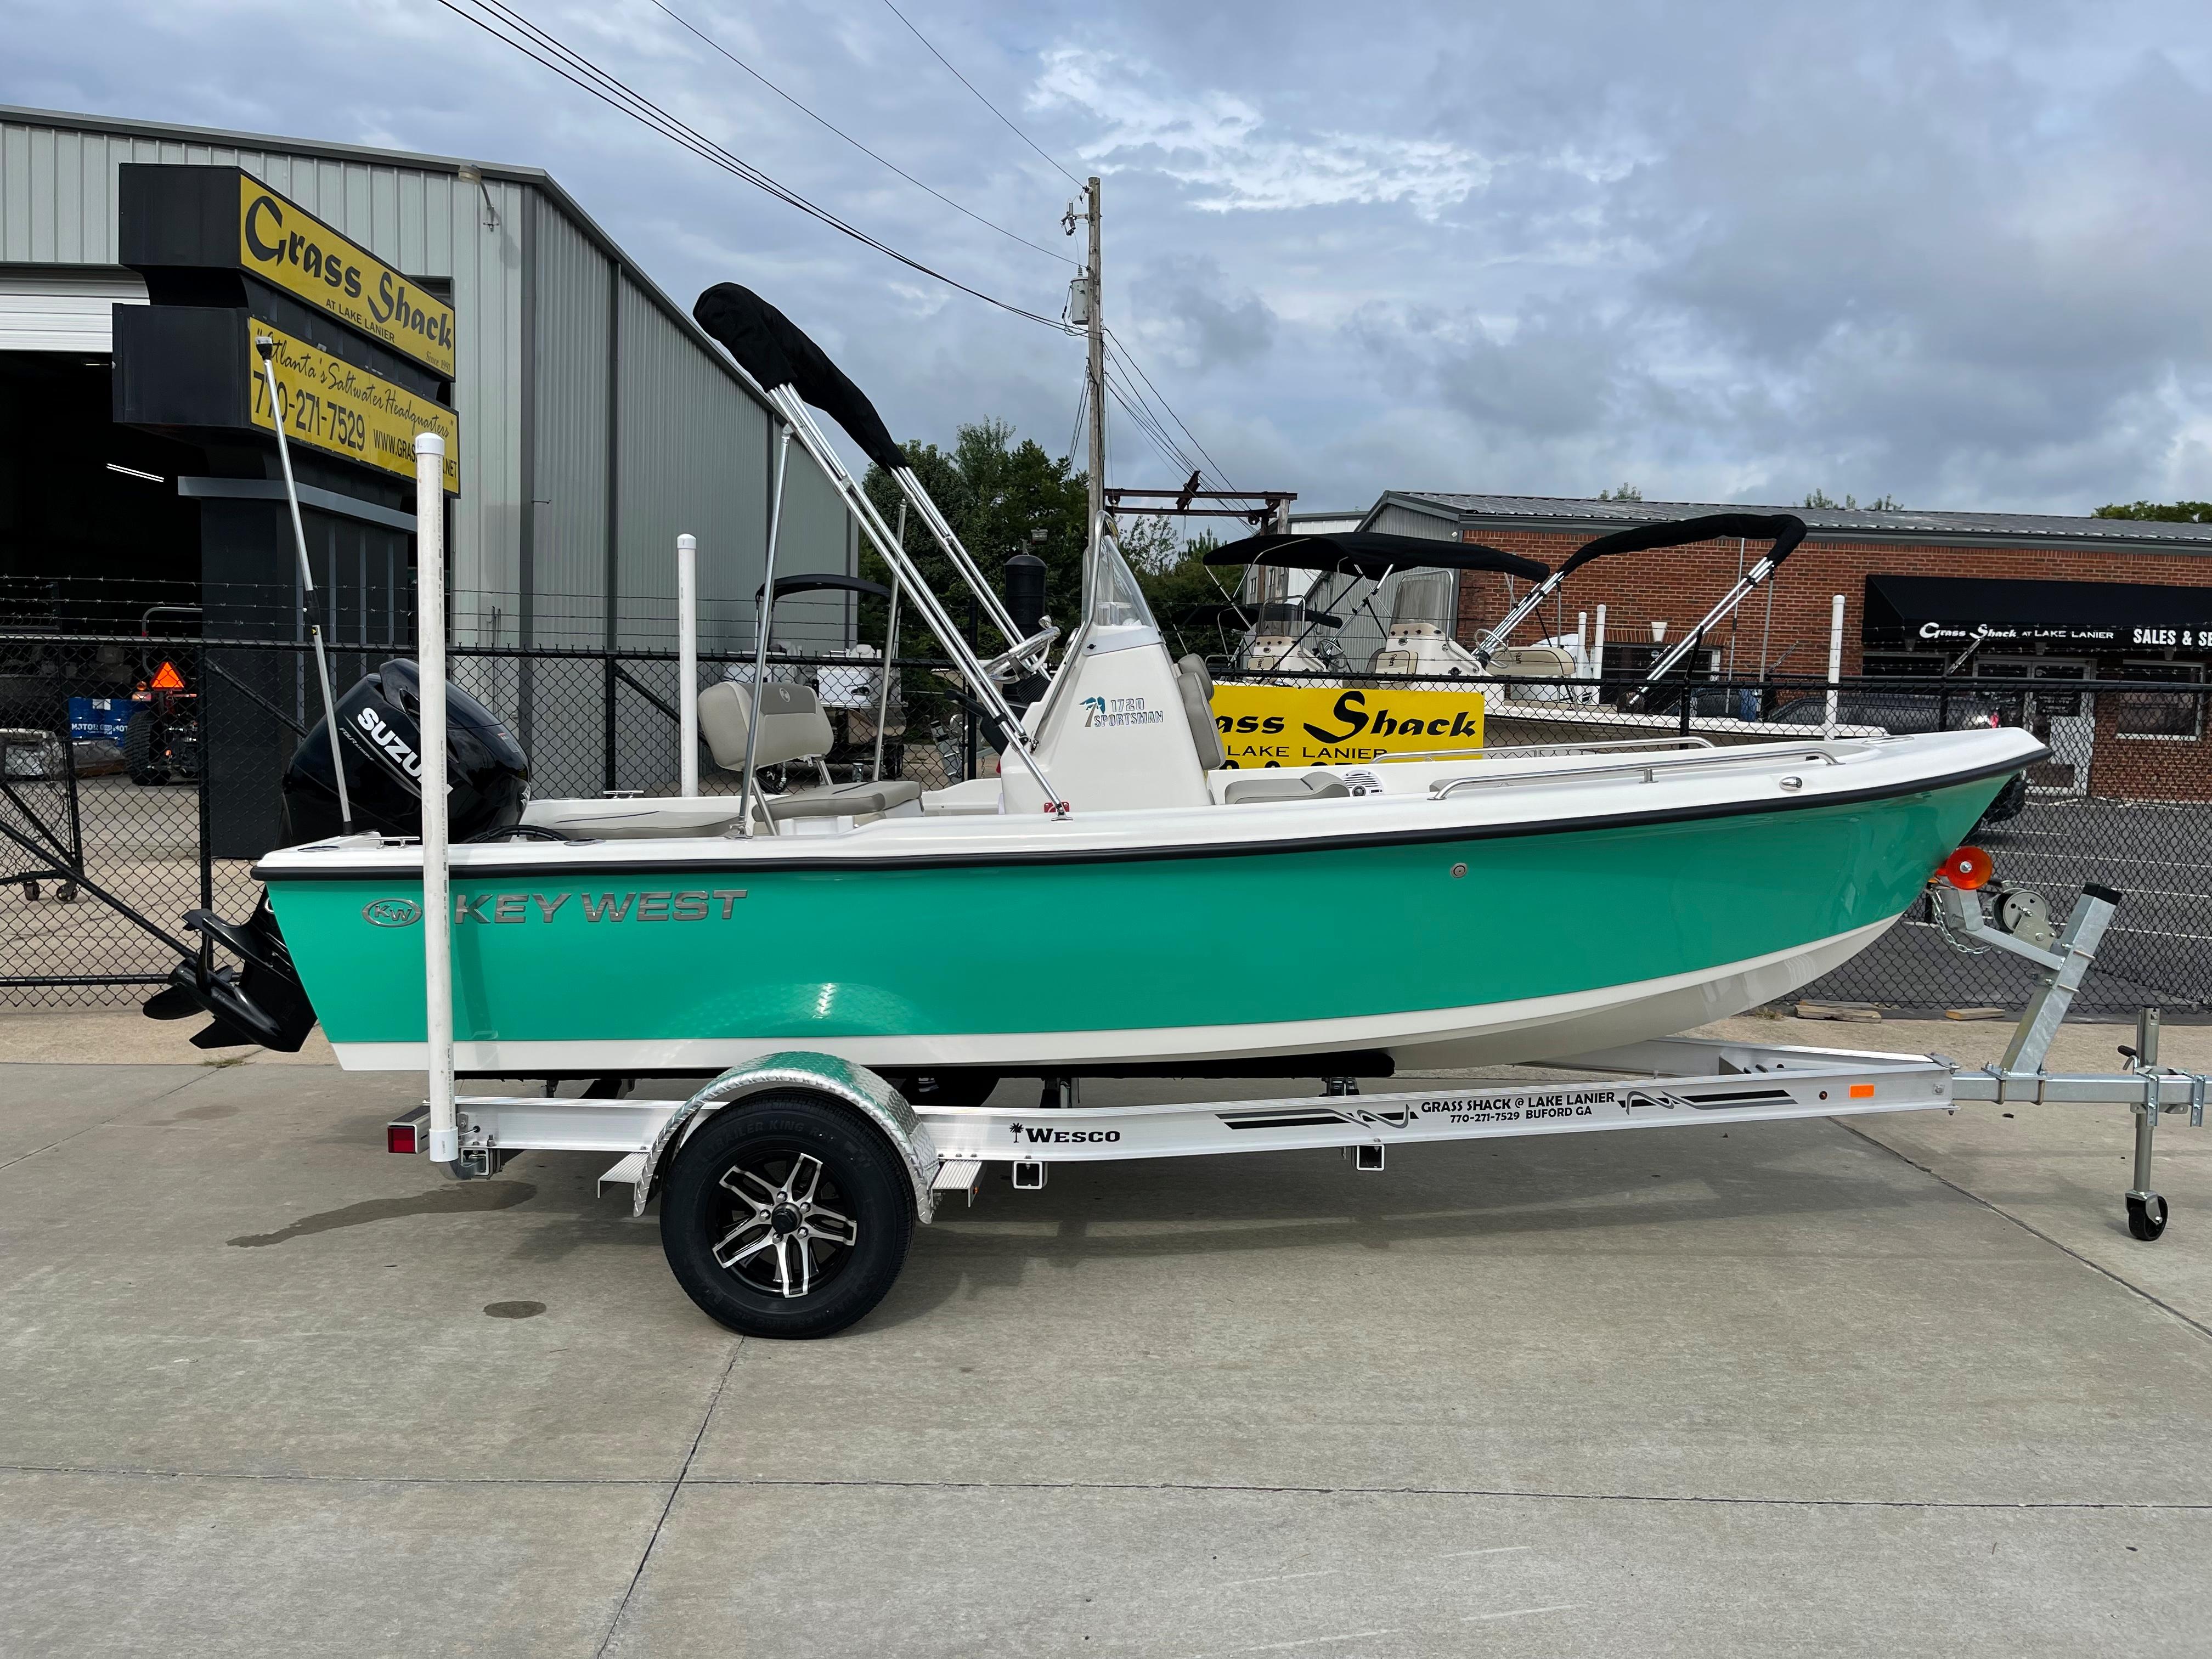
[2126,1192,2168,1243]
[659,1092,915,1339]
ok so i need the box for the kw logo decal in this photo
[361,898,421,927]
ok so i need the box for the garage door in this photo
[0,266,146,352]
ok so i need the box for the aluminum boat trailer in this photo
[387,878,2211,1338]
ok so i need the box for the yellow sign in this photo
[239,174,456,378]
[248,321,460,494]
[1211,684,1485,766]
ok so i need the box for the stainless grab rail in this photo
[1378,735,1717,765]
[1430,746,1845,798]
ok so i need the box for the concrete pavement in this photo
[3,1024,2210,1655]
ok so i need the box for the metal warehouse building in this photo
[0,103,855,659]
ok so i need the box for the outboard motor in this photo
[144,659,530,1051]
[282,658,528,844]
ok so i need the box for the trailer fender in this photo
[633,1053,940,1224]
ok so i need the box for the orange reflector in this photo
[150,661,185,691]
[1937,845,1993,890]
[1848,1084,1875,1099]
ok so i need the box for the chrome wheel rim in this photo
[709,1148,861,1299]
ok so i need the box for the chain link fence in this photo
[5,628,2207,1019]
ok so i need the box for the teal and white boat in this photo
[180,284,2045,1087]
[258,722,2036,1079]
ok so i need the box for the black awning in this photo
[1864,573,2212,653]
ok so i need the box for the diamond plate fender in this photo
[631,1052,940,1223]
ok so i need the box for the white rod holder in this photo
[677,533,698,799]
[414,432,456,1167]
[1822,593,1846,738]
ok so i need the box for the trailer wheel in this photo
[2127,1192,2168,1242]
[659,1092,915,1339]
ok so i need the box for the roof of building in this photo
[1381,490,2212,552]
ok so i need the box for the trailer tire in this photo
[659,1092,915,1339]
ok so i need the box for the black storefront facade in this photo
[1864,571,2212,798]
[110,163,456,856]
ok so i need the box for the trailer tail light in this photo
[1937,845,1993,890]
[387,1116,424,1154]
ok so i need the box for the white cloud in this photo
[1034,48,1489,217]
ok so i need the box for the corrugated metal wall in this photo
[613,276,767,654]
[1346,501,1468,667]
[0,109,852,684]
[525,202,611,648]
[0,114,530,639]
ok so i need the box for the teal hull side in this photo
[267,778,2000,1049]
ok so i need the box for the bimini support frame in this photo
[761,383,1066,813]
[1472,514,1808,695]
[872,505,905,786]
[736,428,795,837]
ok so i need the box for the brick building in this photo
[1351,492,2212,800]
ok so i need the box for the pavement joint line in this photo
[0,1068,209,1175]
[5,1463,2211,1512]
[1836,1117,2212,1344]
[592,1338,746,1659]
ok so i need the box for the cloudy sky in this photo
[10,0,2212,514]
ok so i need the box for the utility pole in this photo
[1084,176,1106,614]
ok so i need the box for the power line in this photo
[645,0,1076,268]
[876,0,1084,189]
[431,0,1077,334]
[1106,329,1240,493]
[1103,368,1199,482]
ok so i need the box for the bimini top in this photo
[695,283,907,474]
[1558,512,1805,578]
[1206,530,1549,584]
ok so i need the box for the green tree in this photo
[1803,489,1901,510]
[1596,482,1644,502]
[2094,500,2212,522]
[857,418,1088,656]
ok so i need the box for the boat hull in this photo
[264,769,2006,1074]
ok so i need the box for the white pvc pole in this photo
[1822,592,1846,740]
[677,533,698,799]
[414,432,456,1167]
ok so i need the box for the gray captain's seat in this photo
[1220,770,1352,805]
[698,680,923,821]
